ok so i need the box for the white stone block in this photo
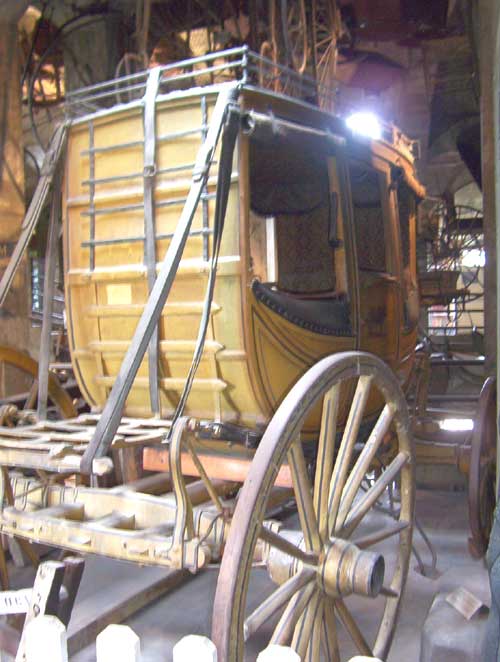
[173,635,217,662]
[25,616,68,662]
[96,624,140,662]
[257,645,301,661]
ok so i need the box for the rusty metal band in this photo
[143,67,162,415]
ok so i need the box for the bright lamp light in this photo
[346,111,382,140]
[461,248,485,269]
[439,418,474,432]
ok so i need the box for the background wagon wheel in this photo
[468,376,497,558]
[0,346,76,421]
[312,0,340,111]
[282,0,308,74]
[26,12,113,152]
[213,351,414,661]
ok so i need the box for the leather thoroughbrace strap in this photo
[169,103,240,428]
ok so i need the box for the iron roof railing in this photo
[65,46,419,161]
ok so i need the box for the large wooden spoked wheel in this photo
[468,376,497,558]
[312,0,340,112]
[282,0,308,74]
[0,346,76,421]
[213,352,414,661]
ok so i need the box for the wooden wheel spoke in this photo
[336,404,395,532]
[328,375,373,533]
[271,583,316,646]
[322,599,340,662]
[353,519,410,549]
[317,51,331,70]
[212,353,415,662]
[380,585,399,598]
[336,598,373,657]
[259,526,319,566]
[291,590,322,659]
[341,451,410,538]
[318,44,335,65]
[244,568,315,641]
[24,379,38,410]
[288,440,321,552]
[305,599,323,662]
[313,383,340,538]
[316,36,333,48]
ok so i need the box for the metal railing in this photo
[79,92,221,272]
[65,46,418,159]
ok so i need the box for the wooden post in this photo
[16,561,65,662]
[57,556,85,627]
[96,624,140,662]
[0,9,33,384]
[173,635,217,661]
[24,616,67,662]
[36,165,62,420]
[479,0,499,374]
[257,645,300,661]
[478,0,500,487]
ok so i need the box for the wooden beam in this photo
[143,447,293,488]
[67,565,188,656]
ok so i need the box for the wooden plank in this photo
[80,86,239,473]
[67,566,189,656]
[57,557,85,627]
[16,561,66,661]
[143,447,293,488]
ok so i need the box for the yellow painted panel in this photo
[64,91,261,424]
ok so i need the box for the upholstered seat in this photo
[252,280,352,337]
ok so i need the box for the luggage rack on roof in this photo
[64,46,419,160]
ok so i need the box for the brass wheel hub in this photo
[264,527,386,600]
[317,539,385,599]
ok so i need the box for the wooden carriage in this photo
[64,64,422,428]
[0,49,424,660]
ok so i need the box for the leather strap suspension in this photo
[169,102,240,428]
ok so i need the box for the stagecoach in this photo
[0,48,425,660]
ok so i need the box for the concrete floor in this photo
[66,488,489,661]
